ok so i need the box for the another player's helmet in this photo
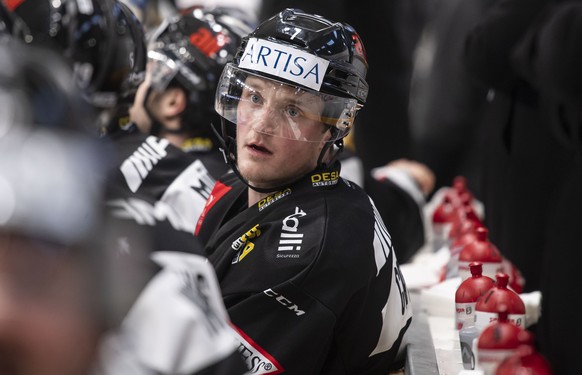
[0,37,95,134]
[0,36,104,247]
[215,8,369,144]
[105,1,147,107]
[0,38,152,327]
[6,0,146,110]
[145,6,254,139]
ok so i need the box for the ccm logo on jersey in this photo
[239,37,330,91]
[311,171,339,187]
[264,288,305,316]
[277,207,306,257]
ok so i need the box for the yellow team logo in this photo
[257,188,292,211]
[182,137,214,152]
[231,224,261,263]
[311,171,339,187]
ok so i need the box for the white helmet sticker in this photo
[238,38,330,91]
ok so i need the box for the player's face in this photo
[235,76,331,189]
[0,233,103,375]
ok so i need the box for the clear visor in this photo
[147,50,202,92]
[215,64,360,142]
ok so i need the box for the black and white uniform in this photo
[106,128,220,252]
[96,128,246,374]
[196,161,413,374]
[94,251,248,375]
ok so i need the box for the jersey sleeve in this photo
[307,190,413,373]
[94,251,247,375]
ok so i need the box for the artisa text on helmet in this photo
[239,38,330,91]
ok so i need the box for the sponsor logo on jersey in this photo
[231,324,283,374]
[195,181,232,235]
[107,197,192,232]
[231,224,261,264]
[239,37,330,91]
[257,188,292,211]
[180,270,226,335]
[111,160,214,233]
[120,136,170,193]
[311,170,339,187]
[264,289,305,316]
[277,207,306,257]
[182,137,214,153]
[181,160,215,201]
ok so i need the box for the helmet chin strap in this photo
[212,119,342,194]
[318,137,344,169]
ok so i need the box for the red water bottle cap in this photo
[477,306,523,350]
[460,191,473,207]
[433,194,456,223]
[476,273,525,314]
[453,176,468,194]
[449,206,483,240]
[495,331,554,375]
[455,262,496,303]
[450,227,479,252]
[459,227,502,263]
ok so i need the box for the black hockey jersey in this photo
[98,129,246,374]
[196,162,413,374]
[94,251,248,375]
[105,129,222,253]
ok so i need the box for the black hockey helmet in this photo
[104,0,147,107]
[215,8,368,145]
[236,8,368,104]
[0,37,153,328]
[0,36,105,246]
[0,36,96,134]
[5,0,146,110]
[213,8,369,192]
[144,6,253,138]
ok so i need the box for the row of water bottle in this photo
[429,177,552,374]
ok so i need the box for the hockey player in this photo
[2,2,248,374]
[129,6,254,180]
[196,8,413,374]
[0,37,132,375]
[5,0,237,248]
[106,6,252,248]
